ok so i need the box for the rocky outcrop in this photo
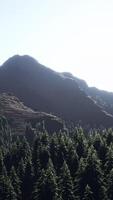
[0,93,64,134]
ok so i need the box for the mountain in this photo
[0,93,64,134]
[0,55,113,127]
[62,72,113,116]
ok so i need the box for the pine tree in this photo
[104,145,113,174]
[32,161,59,200]
[17,158,26,198]
[107,168,113,199]
[76,129,87,158]
[11,136,22,169]
[83,184,94,200]
[59,161,75,200]
[106,128,113,145]
[50,134,59,170]
[25,123,36,144]
[20,136,32,164]
[74,147,107,200]
[22,160,34,200]
[74,157,86,199]
[67,144,79,178]
[0,175,17,200]
[10,166,21,200]
[39,146,50,169]
[0,150,7,176]
[32,135,42,177]
[17,158,25,181]
[41,131,49,146]
[0,150,17,199]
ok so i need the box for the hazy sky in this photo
[0,0,113,91]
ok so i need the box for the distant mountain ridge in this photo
[62,72,113,116]
[0,55,113,127]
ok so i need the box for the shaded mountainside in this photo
[62,72,113,116]
[0,93,64,134]
[0,55,113,127]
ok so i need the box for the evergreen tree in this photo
[1,120,113,200]
[22,160,34,200]
[25,123,36,144]
[0,175,17,200]
[104,145,113,174]
[20,136,32,164]
[50,134,59,170]
[107,168,113,199]
[10,166,21,200]
[32,162,59,200]
[39,146,50,169]
[32,135,41,176]
[41,131,49,146]
[67,145,79,178]
[59,161,75,200]
[0,150,7,176]
[0,151,17,200]
[74,147,107,200]
[106,128,113,145]
[74,157,86,199]
[83,184,94,200]
[17,158,26,198]
[76,129,87,158]
[17,158,25,181]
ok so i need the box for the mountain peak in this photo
[2,54,39,69]
[0,55,113,127]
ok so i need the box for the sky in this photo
[0,0,113,92]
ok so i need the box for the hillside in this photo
[62,72,113,116]
[0,55,113,127]
[0,93,64,134]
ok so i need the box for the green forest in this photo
[0,116,113,200]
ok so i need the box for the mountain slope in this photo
[62,72,113,116]
[0,55,113,127]
[0,93,64,134]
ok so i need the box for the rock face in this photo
[0,55,113,127]
[0,93,64,134]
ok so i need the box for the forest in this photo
[0,116,113,200]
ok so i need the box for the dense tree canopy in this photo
[0,117,113,199]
